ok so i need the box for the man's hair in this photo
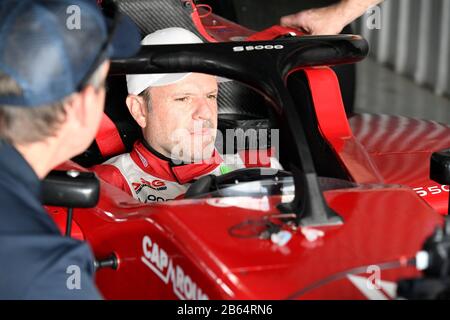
[0,65,105,145]
[139,87,152,112]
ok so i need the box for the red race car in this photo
[43,0,450,300]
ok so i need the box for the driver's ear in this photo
[126,94,147,128]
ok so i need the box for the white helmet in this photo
[126,27,227,95]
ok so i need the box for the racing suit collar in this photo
[141,139,175,163]
[130,140,223,184]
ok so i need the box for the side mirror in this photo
[430,149,450,214]
[42,170,100,208]
[42,170,100,236]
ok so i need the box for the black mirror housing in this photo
[42,170,100,208]
[430,149,450,186]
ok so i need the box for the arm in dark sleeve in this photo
[0,235,102,300]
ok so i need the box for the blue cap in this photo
[0,0,141,107]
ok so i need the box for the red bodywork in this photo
[47,4,450,299]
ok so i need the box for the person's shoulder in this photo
[91,152,129,179]
[0,234,101,299]
[97,152,131,167]
[91,154,133,196]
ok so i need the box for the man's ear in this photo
[63,92,86,129]
[126,94,147,128]
[71,85,97,128]
[64,60,109,130]
[67,82,102,130]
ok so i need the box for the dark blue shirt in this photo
[0,141,101,299]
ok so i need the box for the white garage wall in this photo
[354,0,450,98]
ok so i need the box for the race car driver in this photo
[93,28,282,203]
[0,0,139,299]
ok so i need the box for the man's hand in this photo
[280,0,384,35]
[280,4,348,35]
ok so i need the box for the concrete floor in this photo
[354,58,450,124]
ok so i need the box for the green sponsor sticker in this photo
[220,164,233,175]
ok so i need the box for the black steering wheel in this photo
[184,168,292,199]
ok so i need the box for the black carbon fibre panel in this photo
[217,81,270,118]
[114,0,204,39]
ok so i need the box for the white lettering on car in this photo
[413,184,449,197]
[141,235,209,300]
[233,44,284,52]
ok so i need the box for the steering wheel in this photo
[184,168,292,199]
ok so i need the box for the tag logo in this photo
[133,178,167,193]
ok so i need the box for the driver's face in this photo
[143,73,218,163]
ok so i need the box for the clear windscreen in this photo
[207,176,295,198]
[203,176,357,199]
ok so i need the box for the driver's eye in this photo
[207,94,217,100]
[174,96,190,102]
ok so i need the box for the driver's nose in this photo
[192,97,214,121]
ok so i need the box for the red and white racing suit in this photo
[93,140,282,203]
